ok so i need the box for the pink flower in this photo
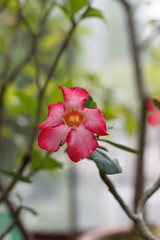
[37,87,108,162]
[148,98,160,127]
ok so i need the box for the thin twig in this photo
[0,205,36,240]
[0,3,54,136]
[34,49,41,91]
[99,171,137,221]
[42,21,76,92]
[99,171,159,240]
[0,8,21,137]
[0,208,21,240]
[6,35,37,85]
[0,178,35,240]
[137,176,160,214]
[0,14,21,82]
[20,14,35,37]
[0,154,30,203]
[139,28,160,51]
[37,1,56,38]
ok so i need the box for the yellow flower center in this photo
[64,109,84,127]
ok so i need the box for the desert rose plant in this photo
[0,0,160,240]
[38,86,108,162]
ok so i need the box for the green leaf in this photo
[26,208,38,216]
[15,193,23,205]
[99,139,139,154]
[61,0,88,16]
[82,7,105,20]
[31,151,63,173]
[97,146,108,152]
[0,169,31,183]
[153,98,160,110]
[90,148,122,175]
[69,0,88,15]
[84,95,97,109]
[56,3,70,16]
[22,206,38,216]
[15,92,37,116]
[12,91,46,122]
[125,111,138,135]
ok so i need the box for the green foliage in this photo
[31,150,63,173]
[0,169,31,183]
[5,87,46,123]
[82,7,105,20]
[14,91,37,116]
[90,148,122,175]
[153,98,160,110]
[125,111,138,135]
[69,0,88,15]
[85,95,97,109]
[22,206,38,216]
[61,0,88,16]
[99,139,139,154]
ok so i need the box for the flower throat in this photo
[64,109,84,127]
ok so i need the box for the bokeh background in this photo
[0,0,160,238]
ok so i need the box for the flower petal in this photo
[83,108,108,136]
[59,86,88,111]
[148,99,156,112]
[37,102,65,130]
[148,112,160,127]
[67,125,98,162]
[38,124,70,152]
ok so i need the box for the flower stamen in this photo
[64,109,83,127]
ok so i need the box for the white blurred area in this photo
[9,0,160,234]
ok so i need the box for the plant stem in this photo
[116,0,149,211]
[99,171,137,221]
[137,176,160,214]
[135,215,158,240]
[99,171,159,240]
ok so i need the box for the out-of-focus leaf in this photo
[61,0,88,16]
[153,98,160,110]
[90,148,122,175]
[5,89,46,123]
[31,150,63,173]
[15,91,37,116]
[125,111,138,135]
[70,0,87,14]
[99,139,139,154]
[85,95,97,109]
[82,7,105,20]
[40,33,60,51]
[0,169,31,183]
[15,193,23,205]
[8,0,19,13]
[97,146,108,152]
[22,206,38,216]
[56,3,70,16]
